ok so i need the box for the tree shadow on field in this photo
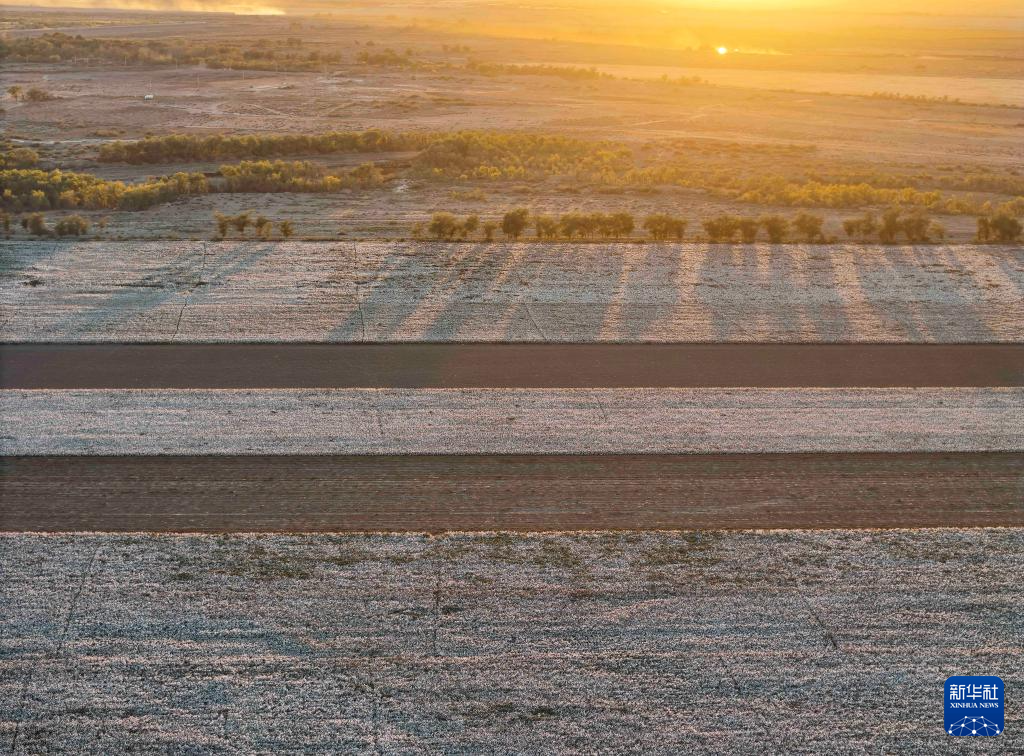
[526,244,624,341]
[920,245,995,341]
[695,244,750,341]
[331,242,483,341]
[0,239,69,272]
[796,245,853,341]
[846,246,938,342]
[613,244,680,341]
[991,245,1024,307]
[330,242,631,343]
[49,241,277,339]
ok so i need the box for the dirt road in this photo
[3,344,1022,388]
[3,453,1020,532]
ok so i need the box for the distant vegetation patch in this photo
[219,160,386,192]
[0,145,39,169]
[0,168,208,211]
[465,61,612,80]
[7,124,1023,223]
[98,130,427,164]
[0,32,343,72]
[90,130,1024,215]
[0,158,392,214]
[409,132,633,181]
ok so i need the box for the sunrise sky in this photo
[8,0,1024,16]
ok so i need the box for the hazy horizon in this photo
[5,0,1024,20]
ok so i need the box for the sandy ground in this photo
[1,529,1021,753]
[3,242,1022,343]
[2,388,1020,455]
[568,62,1024,107]
[5,59,1021,169]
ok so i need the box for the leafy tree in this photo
[279,220,295,239]
[759,215,789,243]
[607,211,634,240]
[461,214,480,239]
[737,218,760,244]
[977,212,1022,243]
[428,212,460,240]
[534,214,559,240]
[501,208,530,240]
[232,212,252,236]
[588,213,605,238]
[991,213,1023,242]
[842,212,877,241]
[792,212,825,243]
[26,212,48,236]
[643,214,687,241]
[878,207,903,243]
[482,220,498,242]
[900,208,932,242]
[54,214,89,237]
[643,214,669,241]
[214,212,231,239]
[558,212,587,240]
[7,86,22,101]
[254,215,273,239]
[702,215,740,243]
[976,216,992,243]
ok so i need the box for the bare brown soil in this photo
[2,453,1020,531]
[3,344,1023,389]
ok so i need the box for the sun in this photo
[716,46,729,55]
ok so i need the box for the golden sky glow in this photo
[11,0,1024,15]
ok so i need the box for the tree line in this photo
[975,212,1024,243]
[213,212,294,240]
[8,207,1018,243]
[0,160,387,213]
[6,212,91,237]
[0,169,209,212]
[414,207,1024,243]
[219,160,386,192]
[97,130,627,181]
[5,86,55,102]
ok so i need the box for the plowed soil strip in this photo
[3,344,1023,388]
[2,453,1020,531]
